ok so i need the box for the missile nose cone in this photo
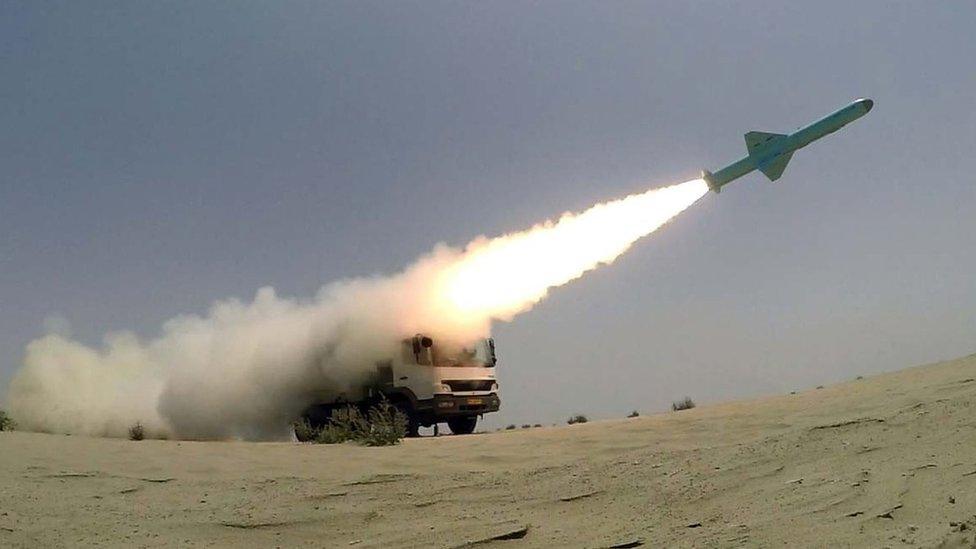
[862,98,874,112]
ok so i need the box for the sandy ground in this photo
[2,354,976,548]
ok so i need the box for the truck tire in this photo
[389,401,420,437]
[447,416,478,435]
[404,412,421,437]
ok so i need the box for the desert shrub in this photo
[0,410,14,431]
[567,414,588,425]
[532,424,542,428]
[359,399,407,446]
[316,406,365,444]
[671,397,695,412]
[315,420,349,443]
[294,418,320,442]
[521,424,531,429]
[128,422,145,441]
[627,410,640,418]
[505,424,516,430]
[312,400,407,446]
[315,424,350,444]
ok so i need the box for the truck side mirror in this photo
[421,336,433,348]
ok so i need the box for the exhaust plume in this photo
[6,179,709,440]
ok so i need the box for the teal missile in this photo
[702,98,874,193]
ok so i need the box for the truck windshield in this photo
[431,339,494,367]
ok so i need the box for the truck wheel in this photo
[447,416,478,435]
[404,413,421,438]
[391,403,420,437]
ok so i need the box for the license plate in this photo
[467,398,483,405]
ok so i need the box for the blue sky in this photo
[2,1,974,426]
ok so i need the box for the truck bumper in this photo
[419,393,500,422]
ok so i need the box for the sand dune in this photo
[2,353,975,548]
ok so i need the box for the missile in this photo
[702,98,874,193]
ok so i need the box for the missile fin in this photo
[745,131,787,156]
[758,151,794,182]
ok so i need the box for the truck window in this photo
[430,339,495,367]
[404,338,432,365]
[474,339,495,367]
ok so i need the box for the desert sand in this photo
[2,353,975,548]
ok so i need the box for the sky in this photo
[2,1,975,428]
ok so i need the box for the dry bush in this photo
[671,397,696,412]
[627,410,640,418]
[128,422,145,441]
[315,406,363,444]
[360,399,408,446]
[293,418,319,442]
[567,414,588,425]
[505,424,516,430]
[315,424,349,444]
[0,410,14,431]
[311,400,407,446]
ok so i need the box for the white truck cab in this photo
[298,334,500,437]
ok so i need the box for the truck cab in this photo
[298,334,500,437]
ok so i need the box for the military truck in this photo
[296,334,500,438]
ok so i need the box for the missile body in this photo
[702,98,874,193]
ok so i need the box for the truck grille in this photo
[444,380,494,392]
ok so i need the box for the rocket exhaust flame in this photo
[6,179,709,440]
[441,179,709,317]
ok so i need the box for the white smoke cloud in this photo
[6,179,708,440]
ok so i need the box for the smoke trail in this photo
[6,179,709,440]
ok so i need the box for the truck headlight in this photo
[435,383,452,394]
